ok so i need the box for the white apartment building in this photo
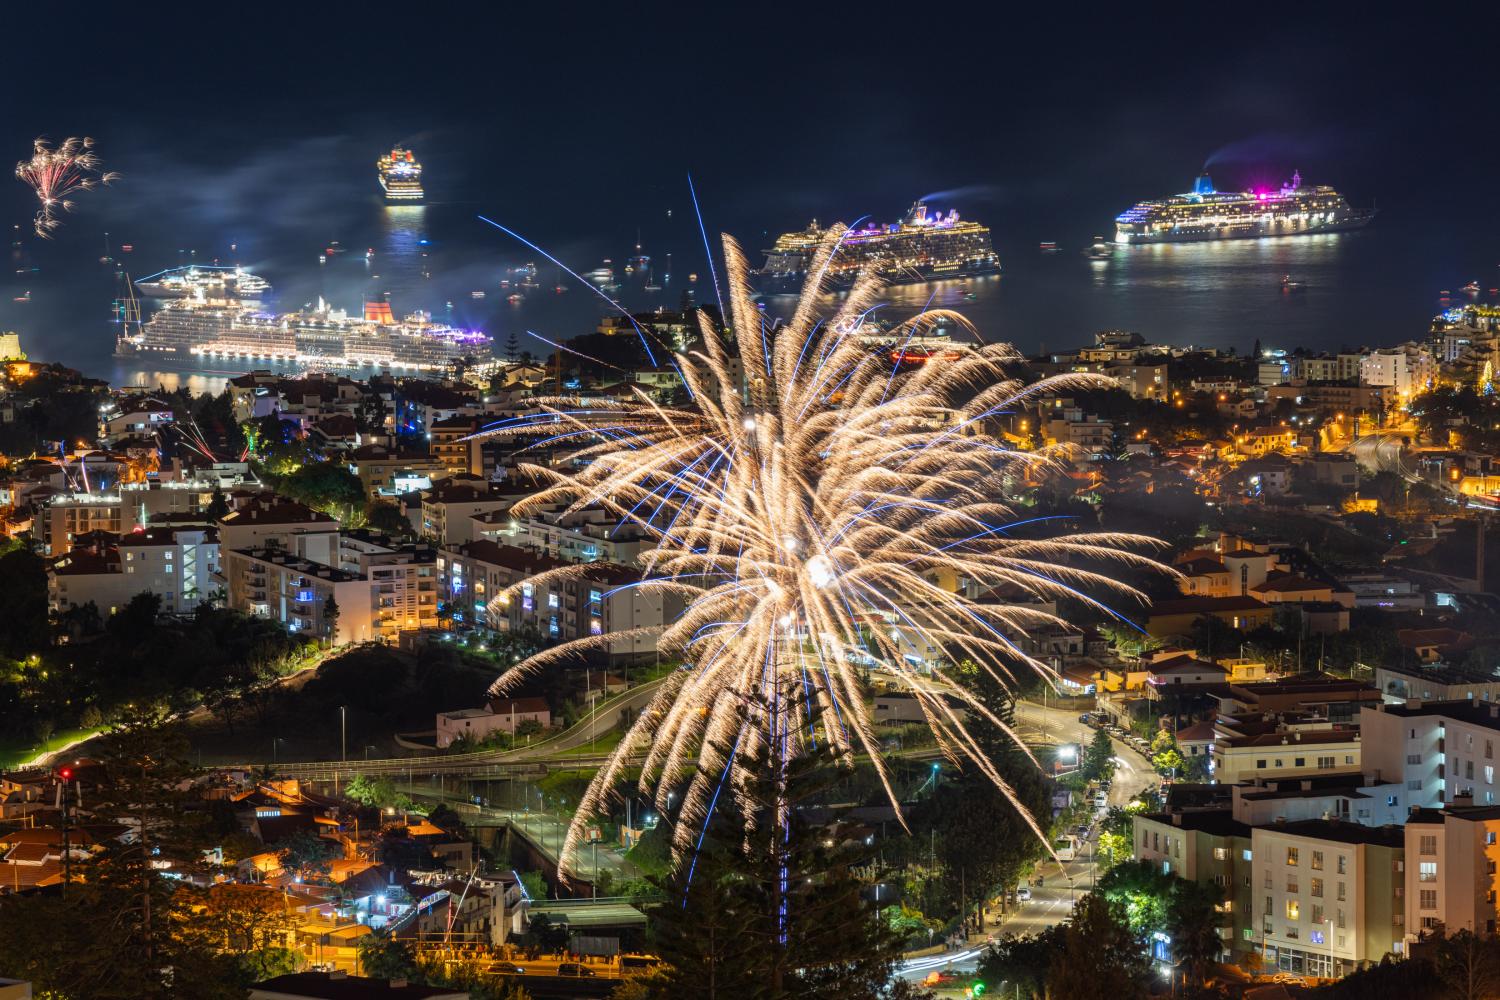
[1359,351,1411,397]
[47,527,220,617]
[1361,700,1500,809]
[1251,819,1406,979]
[438,540,682,662]
[1404,802,1500,938]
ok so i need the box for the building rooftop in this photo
[1258,818,1405,848]
[1372,698,1500,731]
[221,497,336,527]
[1139,810,1252,839]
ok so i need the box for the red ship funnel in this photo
[364,301,394,323]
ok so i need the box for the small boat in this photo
[1085,237,1112,259]
[470,290,486,300]
[121,244,133,253]
[1281,275,1305,292]
[688,272,699,282]
[555,285,567,294]
[964,292,979,300]
[13,291,29,302]
[1039,241,1059,253]
[507,293,524,304]
[1463,281,1481,295]
[1439,289,1452,298]
[318,255,327,264]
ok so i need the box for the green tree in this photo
[1045,894,1150,1000]
[356,928,418,980]
[1082,727,1116,784]
[322,595,341,643]
[278,461,366,516]
[0,706,246,999]
[1433,929,1500,1000]
[0,547,50,656]
[207,487,230,520]
[649,704,904,1000]
[275,829,337,883]
[365,500,411,538]
[1167,877,1226,989]
[977,925,1066,999]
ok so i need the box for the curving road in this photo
[260,677,668,779]
[1349,433,1419,483]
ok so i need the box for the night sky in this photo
[3,5,1495,247]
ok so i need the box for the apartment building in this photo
[1251,819,1405,978]
[1361,700,1500,809]
[438,540,681,663]
[47,527,220,617]
[1404,802,1500,938]
[224,534,438,644]
[38,494,124,556]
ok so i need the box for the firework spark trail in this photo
[16,137,119,238]
[468,224,1173,873]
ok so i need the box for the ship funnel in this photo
[1193,173,1215,196]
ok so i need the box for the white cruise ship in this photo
[117,297,490,370]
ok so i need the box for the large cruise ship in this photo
[116,297,488,370]
[760,202,1000,289]
[135,265,270,301]
[1113,171,1374,245]
[378,147,424,202]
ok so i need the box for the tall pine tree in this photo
[648,699,904,1000]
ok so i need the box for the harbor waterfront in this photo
[2,195,1493,393]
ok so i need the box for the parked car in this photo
[557,963,597,978]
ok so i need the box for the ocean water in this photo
[0,190,1491,394]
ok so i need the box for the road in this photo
[896,699,1157,986]
[262,677,668,779]
[1349,432,1418,482]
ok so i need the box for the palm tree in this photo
[1168,880,1225,990]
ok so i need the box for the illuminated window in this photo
[1286,847,1299,866]
[1286,900,1300,921]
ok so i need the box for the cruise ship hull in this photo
[1115,211,1375,245]
[379,179,424,202]
[116,302,487,371]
